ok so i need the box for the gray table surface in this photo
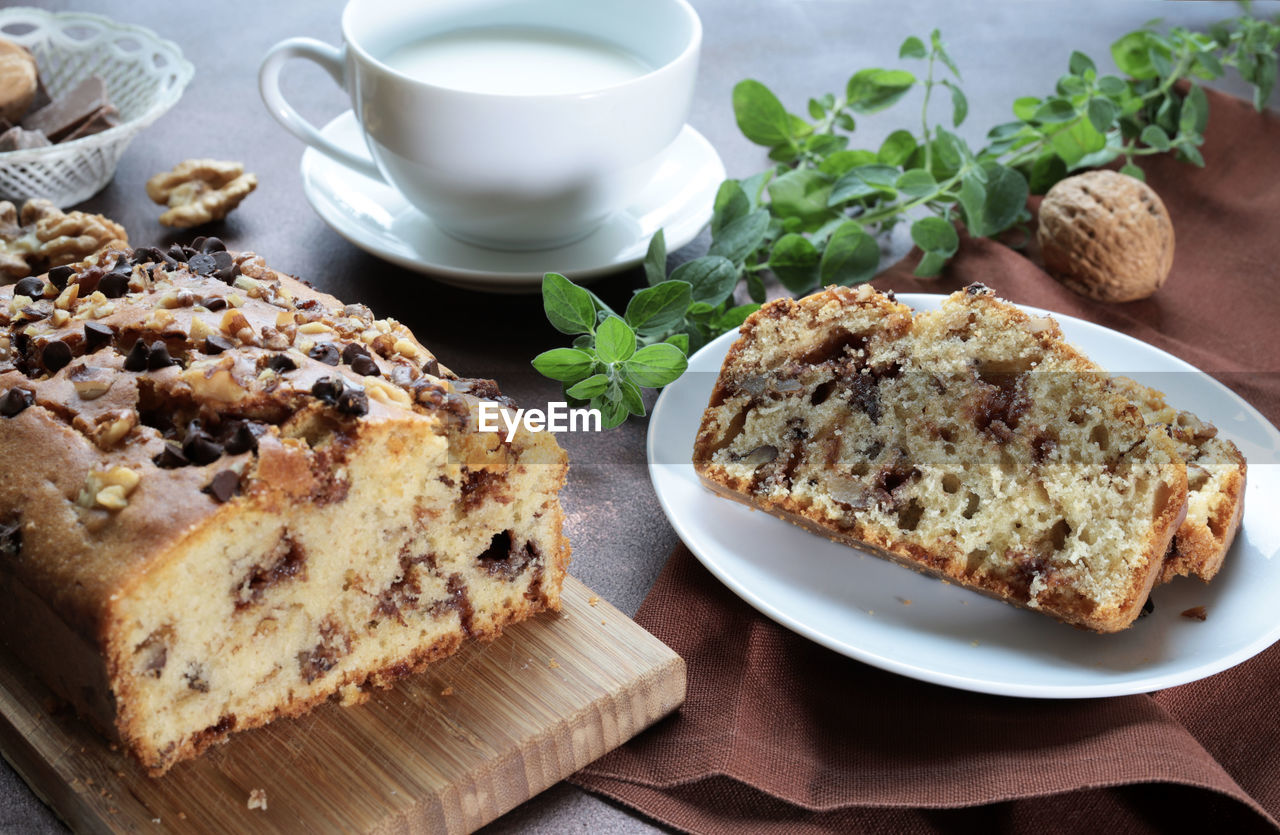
[0,0,1273,831]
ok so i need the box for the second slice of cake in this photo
[693,284,1188,633]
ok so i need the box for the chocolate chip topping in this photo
[200,296,228,312]
[98,271,130,299]
[311,376,344,404]
[211,250,237,283]
[193,236,227,253]
[13,276,45,299]
[349,354,379,377]
[167,243,190,264]
[122,339,149,372]
[182,422,223,465]
[75,266,103,296]
[146,341,177,370]
[266,353,297,373]
[153,441,188,469]
[202,334,233,355]
[422,357,440,377]
[40,340,72,374]
[340,343,367,365]
[337,388,369,416]
[188,253,217,276]
[0,387,34,417]
[308,343,340,365]
[310,375,369,416]
[223,422,259,455]
[132,246,174,267]
[204,469,240,503]
[47,265,73,290]
[83,322,114,353]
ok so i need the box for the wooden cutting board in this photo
[0,576,684,833]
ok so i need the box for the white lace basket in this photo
[0,7,193,207]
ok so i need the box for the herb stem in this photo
[922,51,937,171]
[856,166,968,227]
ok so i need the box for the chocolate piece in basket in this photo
[692,283,1249,633]
[0,241,570,775]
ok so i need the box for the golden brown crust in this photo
[1159,459,1245,584]
[1109,376,1248,584]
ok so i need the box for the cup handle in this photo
[258,37,384,181]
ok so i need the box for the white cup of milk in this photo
[260,0,701,251]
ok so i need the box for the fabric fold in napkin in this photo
[571,87,1280,833]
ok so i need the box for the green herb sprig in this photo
[533,12,1280,426]
[531,256,758,428]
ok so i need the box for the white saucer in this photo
[299,112,725,292]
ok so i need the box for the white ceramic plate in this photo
[648,294,1280,698]
[300,112,724,292]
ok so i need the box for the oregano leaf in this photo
[643,230,667,287]
[595,316,636,364]
[733,79,798,147]
[531,348,595,383]
[542,273,597,335]
[899,35,927,59]
[625,280,693,335]
[819,221,880,285]
[770,233,821,292]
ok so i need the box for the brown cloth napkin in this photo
[571,87,1280,833]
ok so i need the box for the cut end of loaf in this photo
[108,407,568,776]
[694,284,1187,633]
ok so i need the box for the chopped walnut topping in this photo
[220,309,250,338]
[365,377,412,408]
[189,317,213,341]
[144,308,175,330]
[181,358,247,403]
[89,411,137,450]
[69,364,115,400]
[393,338,424,361]
[146,159,258,229]
[54,283,79,310]
[78,466,140,510]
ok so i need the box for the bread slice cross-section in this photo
[693,284,1188,632]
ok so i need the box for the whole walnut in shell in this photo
[1037,170,1174,303]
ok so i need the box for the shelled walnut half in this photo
[1037,170,1175,303]
[146,159,258,228]
[0,198,128,281]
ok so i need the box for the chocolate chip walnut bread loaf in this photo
[0,240,570,775]
[693,284,1191,633]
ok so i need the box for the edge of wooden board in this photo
[0,575,685,833]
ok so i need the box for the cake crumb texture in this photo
[693,284,1192,633]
